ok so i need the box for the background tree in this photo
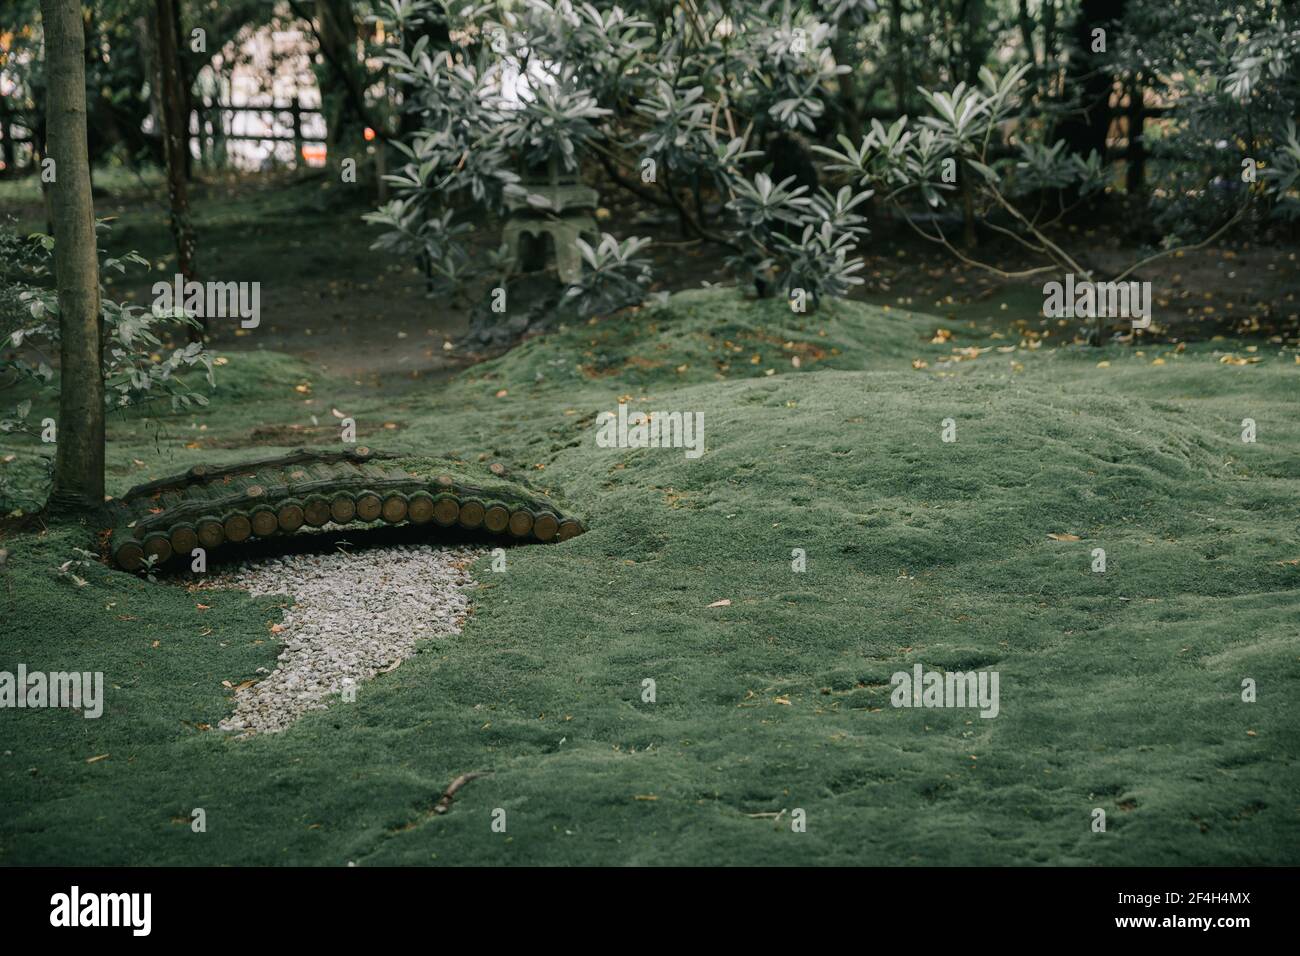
[152,0,199,341]
[40,0,105,513]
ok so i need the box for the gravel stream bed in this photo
[206,544,484,735]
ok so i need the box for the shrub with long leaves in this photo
[563,232,654,316]
[1,222,214,440]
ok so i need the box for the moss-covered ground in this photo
[1,288,1297,865]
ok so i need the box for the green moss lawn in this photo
[1,289,1297,865]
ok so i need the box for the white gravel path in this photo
[209,544,484,735]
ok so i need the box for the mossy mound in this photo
[1,287,1297,865]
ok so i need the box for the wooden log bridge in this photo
[102,447,587,572]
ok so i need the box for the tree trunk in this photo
[961,0,990,86]
[1017,0,1038,95]
[315,0,364,151]
[1125,76,1146,195]
[171,0,194,181]
[831,30,862,143]
[41,0,105,514]
[1058,0,1127,163]
[153,0,201,341]
[1043,0,1059,97]
[0,104,14,176]
[961,162,977,247]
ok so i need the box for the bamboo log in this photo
[483,502,510,533]
[250,505,278,537]
[196,516,225,550]
[142,530,173,564]
[532,512,559,542]
[380,468,413,522]
[303,493,332,526]
[330,491,356,523]
[112,528,145,571]
[432,493,460,527]
[169,522,198,557]
[355,491,382,522]
[223,511,253,543]
[458,498,486,529]
[277,498,305,532]
[166,482,215,509]
[381,491,409,524]
[123,494,166,529]
[119,446,391,499]
[407,491,435,524]
[507,508,535,538]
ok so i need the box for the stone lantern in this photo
[502,156,599,284]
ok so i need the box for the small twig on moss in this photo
[433,770,492,815]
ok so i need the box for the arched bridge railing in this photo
[102,447,586,571]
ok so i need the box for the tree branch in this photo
[592,145,673,208]
[1111,203,1249,282]
[286,0,395,143]
[891,201,1057,279]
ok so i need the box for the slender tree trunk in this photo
[1043,0,1059,97]
[171,0,193,181]
[1017,0,1038,95]
[1059,0,1127,163]
[961,162,977,247]
[153,0,201,341]
[41,0,105,513]
[315,0,364,151]
[831,29,862,142]
[1125,75,1146,195]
